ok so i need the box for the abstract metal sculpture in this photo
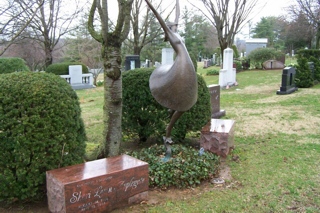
[145,0,198,160]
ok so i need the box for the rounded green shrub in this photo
[126,144,220,188]
[0,72,86,202]
[122,68,167,142]
[0,57,30,74]
[46,62,89,75]
[122,68,211,142]
[247,48,284,69]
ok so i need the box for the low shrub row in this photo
[0,57,30,74]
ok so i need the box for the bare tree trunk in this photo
[316,26,320,49]
[88,0,133,157]
[102,46,123,156]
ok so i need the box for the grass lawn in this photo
[75,62,320,212]
[4,63,316,213]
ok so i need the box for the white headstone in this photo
[69,65,82,85]
[161,48,174,65]
[219,48,236,87]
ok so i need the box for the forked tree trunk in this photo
[102,46,123,156]
[88,0,133,158]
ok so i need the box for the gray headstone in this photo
[69,65,82,85]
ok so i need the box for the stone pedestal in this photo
[46,155,148,213]
[208,84,226,118]
[200,119,235,157]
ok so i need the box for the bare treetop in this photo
[189,0,258,58]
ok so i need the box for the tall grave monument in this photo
[219,48,236,88]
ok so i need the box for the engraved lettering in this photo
[119,177,145,192]
[69,191,91,204]
[93,186,114,199]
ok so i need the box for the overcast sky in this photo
[105,0,294,40]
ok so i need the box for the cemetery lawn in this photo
[81,66,320,213]
[1,65,319,212]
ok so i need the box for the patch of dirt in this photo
[113,160,234,213]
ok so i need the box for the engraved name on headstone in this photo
[46,155,148,213]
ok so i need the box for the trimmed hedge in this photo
[46,62,89,75]
[310,56,320,82]
[0,57,30,74]
[122,68,211,142]
[0,72,86,202]
[297,49,320,59]
[295,57,314,88]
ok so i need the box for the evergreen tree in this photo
[310,56,320,83]
[295,56,313,88]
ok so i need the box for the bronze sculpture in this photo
[145,0,198,160]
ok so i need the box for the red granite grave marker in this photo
[46,154,148,213]
[200,119,235,157]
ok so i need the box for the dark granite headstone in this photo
[46,155,148,213]
[125,55,140,71]
[276,67,298,95]
[208,84,226,118]
[308,62,315,80]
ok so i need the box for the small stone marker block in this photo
[46,154,148,213]
[200,119,235,157]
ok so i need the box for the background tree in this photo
[64,16,103,85]
[1,0,83,69]
[2,34,46,71]
[181,7,218,60]
[29,0,83,68]
[291,0,320,48]
[283,12,313,53]
[251,16,287,51]
[88,0,133,157]
[129,0,168,56]
[191,0,258,60]
[0,0,43,56]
